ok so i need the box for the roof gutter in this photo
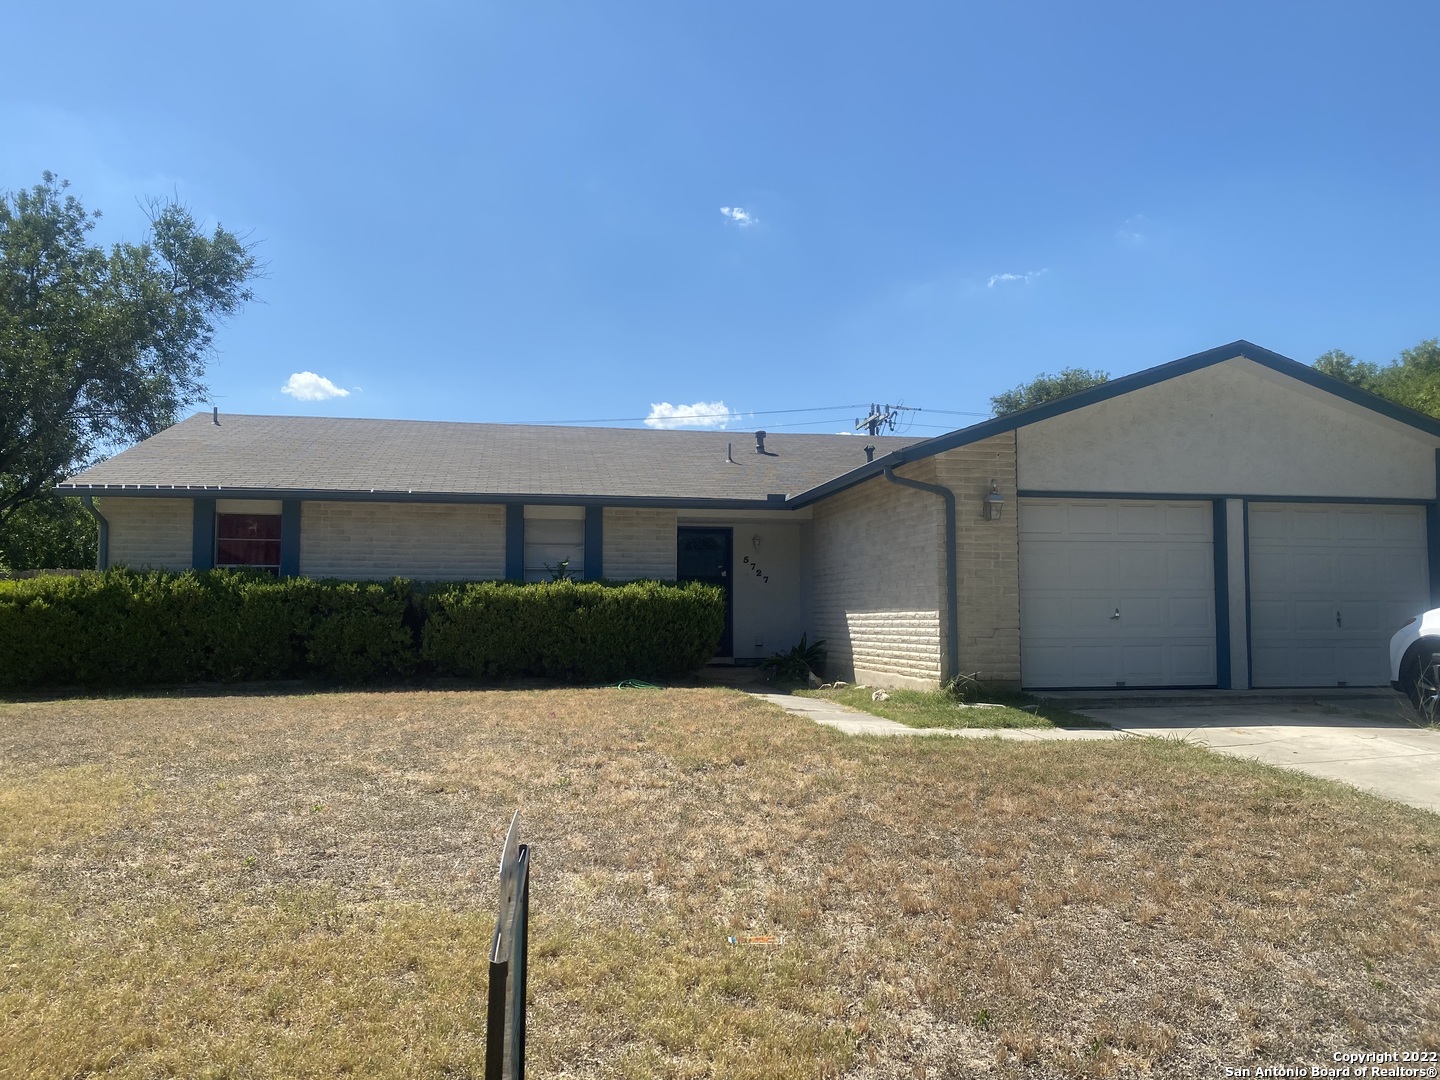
[882,467,958,682]
[79,495,108,570]
[51,486,798,511]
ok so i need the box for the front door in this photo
[677,527,733,658]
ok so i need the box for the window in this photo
[216,513,281,574]
[523,506,584,582]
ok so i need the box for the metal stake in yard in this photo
[486,811,530,1080]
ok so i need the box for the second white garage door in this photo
[1019,499,1216,688]
[1248,503,1429,687]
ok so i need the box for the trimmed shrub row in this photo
[422,579,725,682]
[0,569,723,690]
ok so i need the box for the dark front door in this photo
[677,527,733,658]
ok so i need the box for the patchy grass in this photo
[0,686,1437,1078]
[796,683,1105,730]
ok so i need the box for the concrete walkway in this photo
[1081,700,1440,815]
[749,689,1440,816]
[746,691,1116,741]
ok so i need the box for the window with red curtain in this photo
[216,514,282,573]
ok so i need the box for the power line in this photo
[510,403,870,426]
[505,401,993,429]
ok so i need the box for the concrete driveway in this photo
[1076,696,1440,816]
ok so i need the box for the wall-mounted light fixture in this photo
[752,534,762,550]
[983,480,1005,521]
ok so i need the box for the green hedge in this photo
[0,571,723,689]
[421,579,724,682]
[0,570,416,689]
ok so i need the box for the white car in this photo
[1390,609,1440,723]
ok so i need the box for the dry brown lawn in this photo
[1,686,1437,1079]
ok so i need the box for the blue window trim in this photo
[192,497,216,570]
[505,504,524,582]
[1242,500,1253,688]
[1212,500,1231,690]
[584,506,603,581]
[280,499,301,577]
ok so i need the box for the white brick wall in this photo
[96,497,193,571]
[300,502,505,580]
[602,508,677,580]
[933,434,1021,685]
[810,463,943,687]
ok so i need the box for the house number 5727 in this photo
[741,555,769,583]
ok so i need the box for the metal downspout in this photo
[882,467,958,682]
[80,494,109,569]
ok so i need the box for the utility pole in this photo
[855,403,892,437]
[854,403,918,437]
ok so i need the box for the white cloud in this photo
[720,206,756,226]
[1117,214,1147,244]
[281,371,351,401]
[987,268,1049,288]
[644,400,736,429]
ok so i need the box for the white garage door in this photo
[1019,499,1216,688]
[1248,503,1429,687]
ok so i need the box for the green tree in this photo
[0,172,258,561]
[0,497,97,574]
[1313,339,1440,417]
[990,367,1110,416]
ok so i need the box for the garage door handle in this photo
[1336,610,1341,628]
[1111,608,1121,620]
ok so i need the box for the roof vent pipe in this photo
[726,442,735,464]
[212,407,220,426]
[754,430,767,454]
[864,445,875,462]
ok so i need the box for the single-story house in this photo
[58,341,1440,691]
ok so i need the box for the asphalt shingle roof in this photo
[60,413,926,503]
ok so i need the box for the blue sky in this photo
[5,1,1437,437]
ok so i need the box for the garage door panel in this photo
[1071,646,1121,681]
[1384,513,1426,542]
[1020,502,1070,536]
[1168,645,1217,682]
[1121,597,1163,628]
[1248,507,1287,540]
[1022,646,1069,684]
[1288,509,1338,541]
[1379,551,1426,578]
[1337,554,1381,588]
[1330,601,1376,633]
[1068,546,1115,580]
[1021,499,1215,688]
[1119,645,1164,681]
[1164,504,1211,537]
[1166,548,1212,586]
[1069,504,1114,534]
[1289,554,1336,586]
[1335,513,1380,541]
[1293,601,1336,632]
[1248,503,1428,688]
[1124,547,1163,585]
[1018,547,1074,589]
[1116,502,1167,535]
[1025,596,1117,635]
[1168,596,1213,631]
[1338,646,1388,683]
[1248,551,1292,582]
[1251,599,1289,629]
